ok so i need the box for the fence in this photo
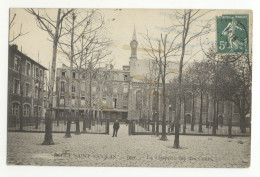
[128,120,251,137]
[8,116,109,134]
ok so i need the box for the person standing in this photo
[113,120,120,137]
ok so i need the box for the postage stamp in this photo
[217,14,249,54]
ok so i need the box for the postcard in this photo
[7,8,252,168]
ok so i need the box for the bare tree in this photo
[169,9,213,148]
[186,61,210,132]
[26,8,74,145]
[57,9,112,134]
[9,13,29,43]
[143,30,181,141]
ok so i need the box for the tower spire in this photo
[132,25,137,41]
[130,25,138,59]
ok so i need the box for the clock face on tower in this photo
[131,40,138,48]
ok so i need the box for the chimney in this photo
[11,44,18,50]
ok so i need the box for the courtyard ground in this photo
[7,123,251,168]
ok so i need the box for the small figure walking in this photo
[113,120,120,137]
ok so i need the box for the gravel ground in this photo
[7,124,251,168]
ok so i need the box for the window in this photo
[35,86,38,98]
[26,62,31,76]
[13,79,20,94]
[38,107,42,117]
[25,83,30,97]
[14,55,21,71]
[61,71,66,78]
[73,72,76,79]
[184,97,192,113]
[202,94,208,113]
[124,74,128,81]
[114,73,118,80]
[234,103,239,114]
[34,106,37,116]
[35,67,39,78]
[72,85,75,92]
[136,90,142,110]
[123,95,128,109]
[40,69,43,78]
[113,98,117,108]
[80,84,85,92]
[23,104,30,117]
[11,103,19,116]
[81,97,85,106]
[72,96,75,106]
[82,72,85,79]
[60,96,65,105]
[152,91,158,111]
[102,97,107,105]
[123,85,128,93]
[61,81,65,92]
[218,101,224,114]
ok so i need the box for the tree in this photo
[201,44,252,134]
[57,9,112,134]
[168,10,213,148]
[143,30,181,141]
[187,61,210,132]
[26,8,74,145]
[9,13,28,43]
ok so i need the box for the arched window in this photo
[72,85,75,92]
[202,94,208,113]
[60,96,65,105]
[11,103,20,116]
[23,104,30,117]
[34,106,37,116]
[152,91,159,111]
[61,81,65,92]
[136,90,142,110]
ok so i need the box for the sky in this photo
[9,9,252,72]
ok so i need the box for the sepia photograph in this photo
[6,7,252,168]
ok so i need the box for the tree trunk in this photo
[42,110,54,145]
[64,112,72,138]
[82,113,87,132]
[198,91,203,133]
[42,9,61,145]
[160,77,167,141]
[173,10,191,149]
[75,112,80,134]
[212,99,217,135]
[191,94,195,131]
[89,63,92,130]
[156,73,160,136]
[240,116,246,134]
[64,12,75,138]
[228,101,232,138]
[75,73,81,135]
[206,94,209,128]
[173,96,181,148]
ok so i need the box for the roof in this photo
[9,45,48,70]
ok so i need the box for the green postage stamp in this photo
[217,14,249,54]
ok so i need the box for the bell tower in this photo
[130,26,138,60]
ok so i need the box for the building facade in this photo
[53,28,241,125]
[8,45,48,126]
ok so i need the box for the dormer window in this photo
[62,71,66,78]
